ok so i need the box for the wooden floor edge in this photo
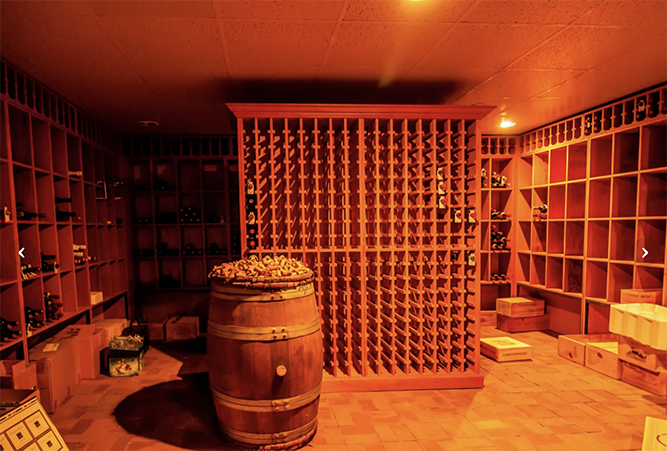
[321,374,484,393]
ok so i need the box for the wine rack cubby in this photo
[229,103,494,391]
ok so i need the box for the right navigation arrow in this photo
[642,247,648,258]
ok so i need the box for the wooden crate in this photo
[166,317,200,341]
[621,360,667,396]
[495,297,545,318]
[480,337,531,362]
[619,335,667,373]
[585,341,621,379]
[497,314,550,332]
[558,334,618,365]
[621,288,662,304]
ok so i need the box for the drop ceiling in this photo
[1,0,666,136]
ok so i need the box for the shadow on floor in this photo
[151,338,210,376]
[113,371,237,450]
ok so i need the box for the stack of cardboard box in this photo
[495,297,549,332]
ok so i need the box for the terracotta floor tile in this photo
[405,422,451,441]
[372,423,398,442]
[453,437,495,449]
[389,424,416,441]
[343,433,381,445]
[382,442,423,451]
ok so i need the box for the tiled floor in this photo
[51,328,666,451]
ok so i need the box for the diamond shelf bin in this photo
[609,304,667,350]
[229,103,493,391]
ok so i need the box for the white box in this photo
[90,291,103,305]
[621,288,662,305]
[609,303,667,351]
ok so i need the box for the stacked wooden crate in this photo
[495,296,548,332]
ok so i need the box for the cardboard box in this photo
[0,396,69,451]
[0,389,40,417]
[497,314,550,332]
[642,416,667,451]
[56,325,108,380]
[28,337,80,413]
[621,360,667,396]
[166,316,200,341]
[558,334,619,365]
[146,320,166,341]
[585,341,621,379]
[480,337,532,362]
[618,335,667,373]
[496,297,545,318]
[0,360,38,390]
[90,291,104,305]
[480,311,497,327]
[621,288,663,305]
[94,318,130,342]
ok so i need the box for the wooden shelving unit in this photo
[1,61,129,362]
[124,137,241,291]
[229,103,494,391]
[513,84,667,334]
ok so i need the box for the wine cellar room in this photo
[0,1,666,450]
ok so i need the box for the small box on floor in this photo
[109,346,148,377]
[145,319,167,341]
[28,337,80,413]
[496,297,545,318]
[166,316,200,341]
[480,337,532,362]
[618,335,667,373]
[497,314,550,332]
[0,360,38,390]
[558,334,619,366]
[110,321,149,351]
[585,341,621,379]
[621,288,662,305]
[642,416,667,451]
[56,325,108,380]
[620,360,667,396]
[0,395,69,451]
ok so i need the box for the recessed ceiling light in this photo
[500,119,515,128]
[139,120,159,128]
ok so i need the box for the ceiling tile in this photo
[319,65,413,81]
[342,0,473,22]
[98,17,228,80]
[213,1,343,20]
[221,20,335,75]
[459,69,585,103]
[85,0,216,18]
[324,22,451,70]
[451,95,521,113]
[230,65,322,80]
[462,0,598,24]
[411,24,563,73]
[510,25,657,70]
[575,0,667,28]
[405,67,498,103]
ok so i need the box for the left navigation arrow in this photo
[18,247,25,258]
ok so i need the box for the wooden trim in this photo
[210,282,315,302]
[220,417,318,445]
[210,383,321,412]
[207,316,321,341]
[227,103,496,120]
[322,372,484,392]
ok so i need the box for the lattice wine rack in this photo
[228,104,494,391]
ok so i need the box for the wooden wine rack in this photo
[228,104,494,391]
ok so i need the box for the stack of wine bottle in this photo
[533,204,548,221]
[74,244,94,265]
[491,225,509,250]
[20,264,40,280]
[156,242,178,257]
[179,206,201,223]
[490,209,509,220]
[16,202,45,221]
[490,273,507,281]
[55,196,79,222]
[1,317,22,342]
[24,306,45,333]
[490,172,509,188]
[41,253,59,274]
[131,217,152,224]
[182,244,203,256]
[44,292,63,322]
[205,211,224,224]
[206,243,226,256]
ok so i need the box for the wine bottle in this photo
[56,209,78,221]
[24,306,44,318]
[17,209,39,220]
[68,170,83,177]
[1,317,20,327]
[54,196,72,204]
[42,261,59,273]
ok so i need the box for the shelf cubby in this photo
[567,143,587,181]
[588,178,611,218]
[634,265,664,290]
[549,184,565,219]
[565,221,585,256]
[155,160,176,190]
[530,254,546,286]
[610,175,638,219]
[1,225,18,284]
[638,172,667,217]
[546,256,564,290]
[517,221,531,251]
[533,152,549,186]
[549,146,567,184]
[75,268,91,309]
[587,220,610,259]
[585,260,608,300]
[547,221,564,255]
[590,135,612,178]
[31,117,51,172]
[518,156,532,188]
[613,128,640,174]
[566,182,586,219]
[610,220,636,262]
[35,173,55,223]
[532,221,547,253]
[179,161,201,191]
[607,263,634,303]
[518,189,532,221]
[516,253,530,283]
[636,219,666,264]
[50,127,68,176]
[8,104,32,166]
[57,225,74,271]
[564,258,583,294]
[640,122,667,170]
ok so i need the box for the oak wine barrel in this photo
[208,272,322,450]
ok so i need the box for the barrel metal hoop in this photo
[220,417,318,444]
[208,316,321,341]
[210,383,321,412]
[211,283,315,302]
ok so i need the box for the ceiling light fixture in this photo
[139,120,159,128]
[500,119,515,128]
